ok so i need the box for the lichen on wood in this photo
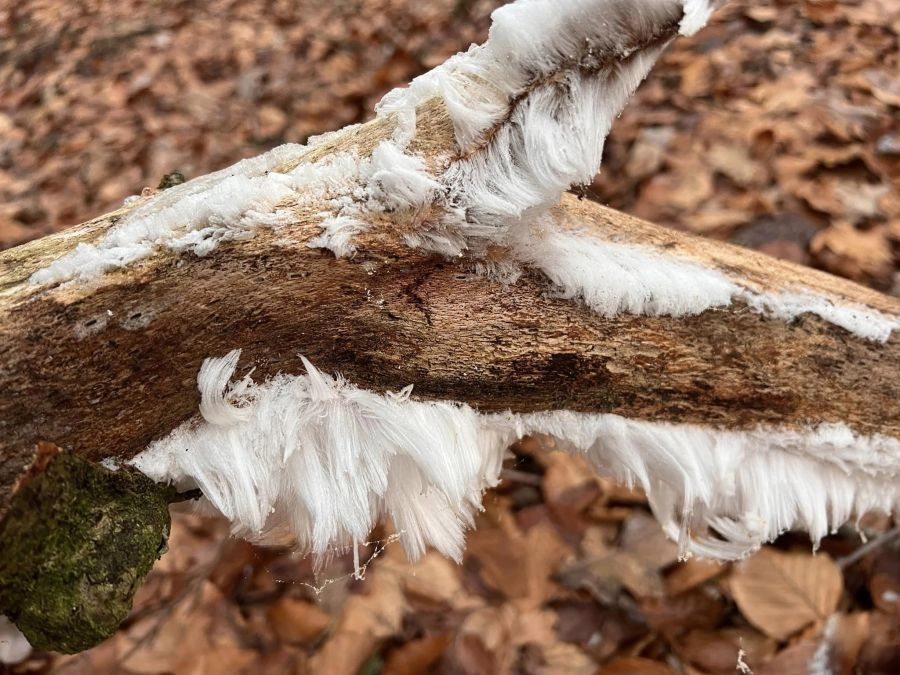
[0,450,173,653]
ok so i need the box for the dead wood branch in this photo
[1,96,897,511]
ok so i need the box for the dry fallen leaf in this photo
[403,551,482,611]
[598,656,676,675]
[729,548,843,640]
[451,606,517,674]
[541,451,601,533]
[560,512,680,601]
[830,613,871,673]
[679,57,714,98]
[810,221,893,284]
[641,588,727,634]
[677,626,775,674]
[754,640,819,675]
[266,596,332,644]
[382,633,451,675]
[707,143,760,187]
[869,550,900,616]
[466,505,571,607]
[308,550,407,674]
[536,641,597,675]
[117,581,256,674]
[619,512,680,568]
[857,610,900,673]
[664,558,727,596]
[625,127,674,180]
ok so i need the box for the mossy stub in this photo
[0,452,172,653]
[157,170,186,190]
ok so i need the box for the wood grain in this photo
[1,99,897,514]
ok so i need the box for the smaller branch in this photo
[500,468,544,487]
[837,525,900,569]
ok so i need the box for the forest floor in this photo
[1,0,899,673]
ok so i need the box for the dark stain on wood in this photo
[2,229,898,511]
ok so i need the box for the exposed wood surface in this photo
[1,101,898,514]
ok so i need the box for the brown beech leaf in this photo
[308,551,407,674]
[117,581,256,674]
[598,656,675,674]
[755,640,819,675]
[267,596,332,644]
[450,606,557,675]
[383,633,452,675]
[541,451,601,532]
[404,551,482,611]
[730,548,843,640]
[831,613,871,673]
[677,627,775,674]
[858,611,900,673]
[527,641,596,675]
[467,508,571,606]
[640,587,727,633]
[869,549,900,616]
[664,558,726,596]
[559,512,679,601]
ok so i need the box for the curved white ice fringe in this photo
[510,217,737,317]
[130,350,508,561]
[130,352,900,563]
[512,215,900,339]
[435,55,666,252]
[197,349,253,425]
[378,0,694,150]
[361,141,441,211]
[680,0,715,35]
[378,0,694,250]
[739,290,899,344]
[506,412,900,558]
[30,144,306,286]
[308,215,370,258]
[29,139,440,284]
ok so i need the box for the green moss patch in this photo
[0,452,172,653]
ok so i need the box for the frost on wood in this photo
[131,351,900,563]
[28,139,439,282]
[32,0,703,275]
[378,0,697,252]
[17,0,898,567]
[131,350,507,562]
[502,214,737,317]
[310,141,441,256]
[26,0,898,342]
[518,213,900,340]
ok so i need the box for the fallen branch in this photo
[1,0,898,651]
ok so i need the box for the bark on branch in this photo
[1,95,897,510]
[3,0,898,655]
[1,0,898,557]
